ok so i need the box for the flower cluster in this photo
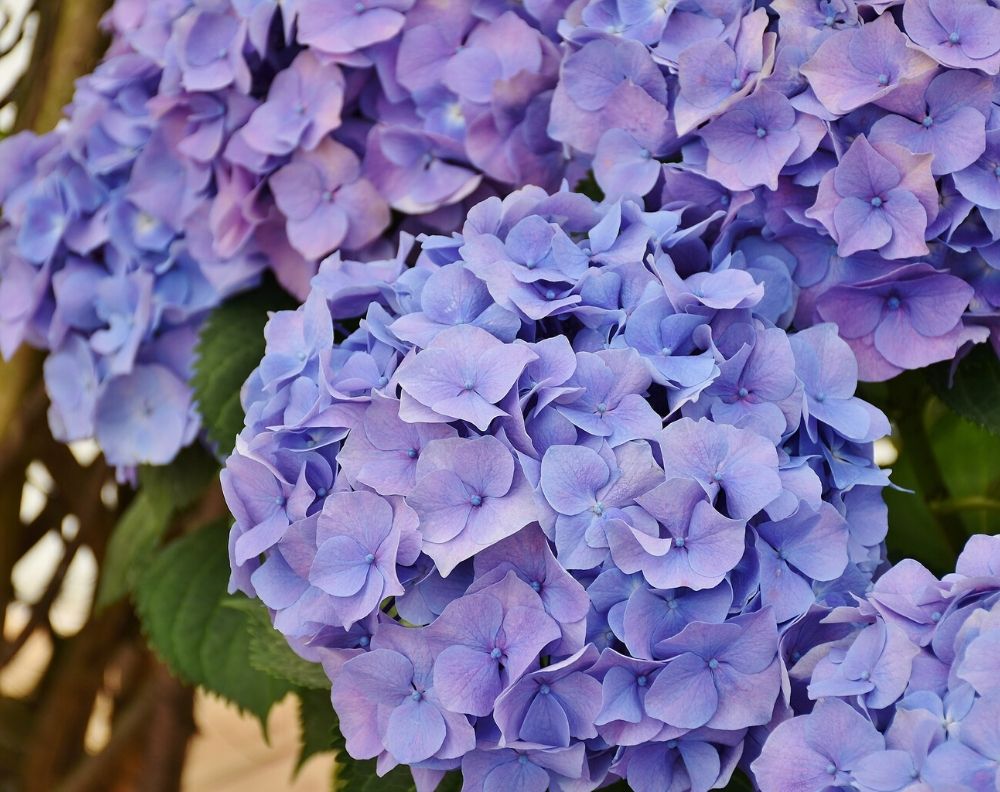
[551,0,1000,379]
[0,0,573,474]
[223,185,891,791]
[752,533,1000,792]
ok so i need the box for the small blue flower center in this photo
[539,684,551,695]
[755,127,767,138]
[730,77,742,90]
[859,670,870,680]
[294,102,306,115]
[358,636,370,647]
[592,501,605,516]
[364,553,375,564]
[661,346,672,355]
[738,387,749,398]
[596,402,608,414]
[824,14,835,26]
[713,471,724,482]
[720,194,730,206]
[675,537,686,548]
[666,740,678,749]
[666,598,678,609]
[316,487,327,497]
[463,379,475,390]
[545,289,556,300]
[298,351,307,361]
[708,658,719,669]
[407,448,418,459]
[815,393,825,403]
[274,496,285,506]
[518,756,529,766]
[411,690,422,701]
[994,165,1000,177]
[911,768,920,779]
[639,148,651,159]
[870,196,883,208]
[877,73,889,86]
[355,1,366,11]
[321,190,334,202]
[777,549,787,560]
[636,675,647,687]
[826,763,836,775]
[792,650,802,661]
[491,647,503,660]
[377,375,388,387]
[470,495,483,507]
[530,580,542,591]
[949,31,960,44]
[922,115,933,127]
[887,296,901,310]
[931,611,942,622]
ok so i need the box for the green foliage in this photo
[927,344,1000,436]
[140,444,219,514]
[192,279,296,457]
[225,598,332,690]
[96,491,170,608]
[135,520,292,725]
[97,445,220,608]
[296,688,341,774]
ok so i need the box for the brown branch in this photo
[0,534,81,668]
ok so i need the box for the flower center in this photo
[730,77,742,91]
[407,448,418,459]
[859,670,870,680]
[675,537,685,548]
[922,115,933,127]
[949,31,960,44]
[870,196,883,208]
[411,690,422,701]
[738,387,748,398]
[376,375,388,387]
[463,379,475,391]
[592,501,605,516]
[708,658,719,669]
[470,494,483,507]
[636,675,647,687]
[713,471,724,482]
[518,756,529,766]
[826,764,836,775]
[755,127,767,138]
[877,73,889,86]
[595,402,608,414]
[539,684,551,695]
[490,647,503,660]
[660,346,672,355]
[545,289,556,300]
[358,636,370,647]
[931,611,942,622]
[364,553,375,564]
[887,296,901,310]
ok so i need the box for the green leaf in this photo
[225,597,332,690]
[192,278,297,457]
[95,491,170,609]
[139,444,220,515]
[296,689,341,774]
[135,520,292,725]
[927,343,1000,436]
[337,762,416,792]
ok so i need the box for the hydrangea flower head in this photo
[225,185,891,790]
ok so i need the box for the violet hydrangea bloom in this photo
[752,533,1000,792]
[806,135,938,261]
[224,184,893,790]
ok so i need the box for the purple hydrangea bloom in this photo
[806,135,939,260]
[224,184,891,790]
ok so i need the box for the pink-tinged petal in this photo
[286,202,349,260]
[832,197,893,257]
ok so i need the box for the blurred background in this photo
[0,1,331,789]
